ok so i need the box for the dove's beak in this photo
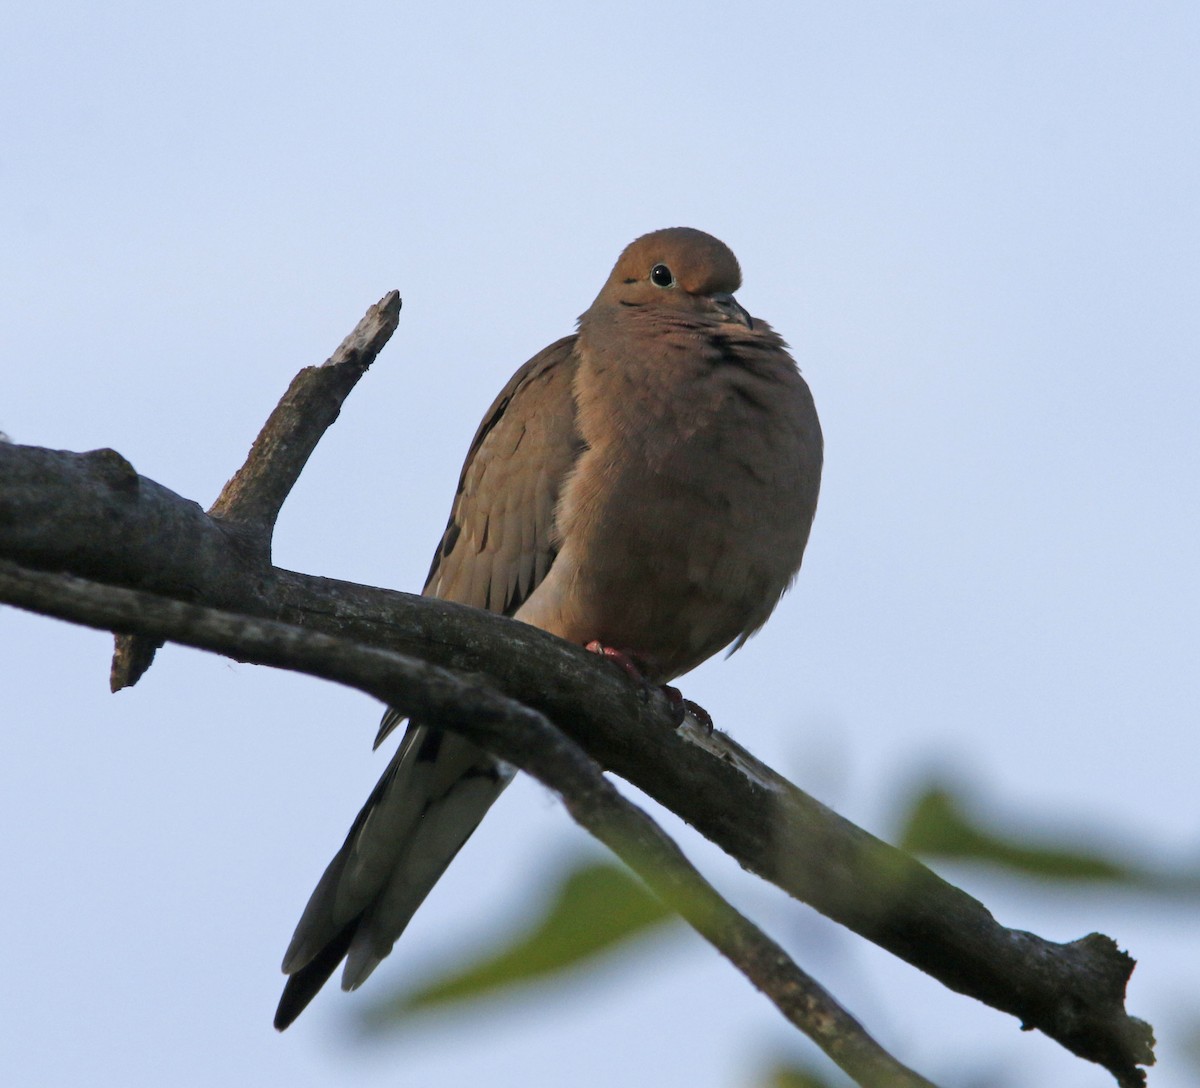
[711,292,753,329]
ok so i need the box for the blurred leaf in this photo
[898,783,1168,884]
[363,859,678,1027]
[759,1053,1015,1088]
[758,1062,840,1088]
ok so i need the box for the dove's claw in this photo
[682,698,714,733]
[585,642,710,730]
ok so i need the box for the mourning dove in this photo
[274,227,823,1029]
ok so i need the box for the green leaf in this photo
[759,1062,841,1088]
[899,784,1149,882]
[363,859,677,1026]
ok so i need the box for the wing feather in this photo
[276,336,584,1029]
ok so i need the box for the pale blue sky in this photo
[3,4,1198,1086]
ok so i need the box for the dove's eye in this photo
[650,263,675,288]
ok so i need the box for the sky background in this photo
[3,3,1198,1086]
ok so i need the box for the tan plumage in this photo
[275,228,823,1029]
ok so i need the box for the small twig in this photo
[208,290,401,532]
[0,560,940,1088]
[110,291,401,690]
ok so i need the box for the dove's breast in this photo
[514,315,822,681]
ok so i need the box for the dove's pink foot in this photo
[584,641,650,681]
[584,641,713,731]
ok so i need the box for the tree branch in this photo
[109,290,401,690]
[1,560,939,1088]
[0,293,1154,1086]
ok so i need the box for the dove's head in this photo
[592,227,752,328]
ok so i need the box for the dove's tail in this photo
[274,724,512,1030]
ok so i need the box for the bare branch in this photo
[0,437,1155,1085]
[0,560,940,1088]
[0,278,1155,1085]
[207,290,401,532]
[110,291,401,690]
